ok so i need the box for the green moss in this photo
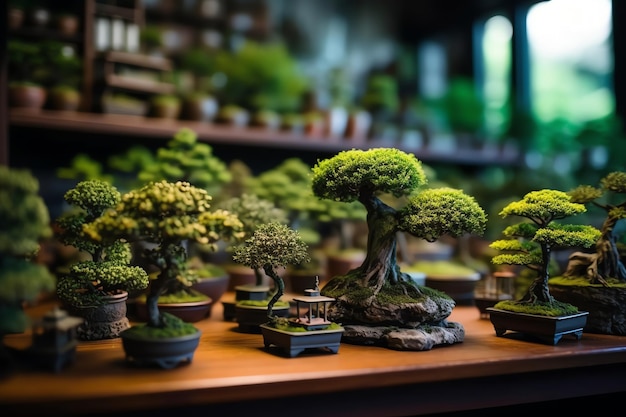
[123,312,198,338]
[237,299,289,307]
[408,260,477,277]
[136,289,209,304]
[493,299,579,316]
[549,275,626,288]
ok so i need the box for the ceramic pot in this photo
[121,329,201,369]
[135,298,211,323]
[71,291,130,341]
[9,85,47,110]
[235,304,290,333]
[260,324,344,357]
[191,274,229,316]
[487,308,589,345]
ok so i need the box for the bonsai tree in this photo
[0,166,55,337]
[218,193,289,284]
[564,171,626,285]
[310,148,487,349]
[137,127,231,197]
[83,180,244,330]
[232,222,310,319]
[54,180,149,309]
[489,189,601,315]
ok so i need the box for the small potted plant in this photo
[312,148,487,351]
[179,47,219,122]
[0,166,56,374]
[7,39,47,109]
[55,180,150,340]
[550,171,626,335]
[83,180,244,368]
[487,189,601,344]
[230,221,343,357]
[216,193,289,324]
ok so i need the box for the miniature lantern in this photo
[30,307,84,372]
[291,277,336,330]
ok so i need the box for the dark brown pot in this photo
[191,274,229,316]
[9,85,47,110]
[56,14,79,36]
[135,298,212,323]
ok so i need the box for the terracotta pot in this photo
[56,14,79,36]
[9,85,47,110]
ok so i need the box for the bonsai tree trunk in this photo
[521,244,554,304]
[357,196,404,293]
[263,264,285,318]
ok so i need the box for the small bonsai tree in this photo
[0,166,55,336]
[83,180,244,330]
[217,193,289,286]
[232,222,310,319]
[564,171,626,285]
[54,180,149,308]
[489,189,601,316]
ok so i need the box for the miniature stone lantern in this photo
[30,307,84,372]
[291,277,336,330]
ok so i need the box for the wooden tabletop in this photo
[2,294,626,417]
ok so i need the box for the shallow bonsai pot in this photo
[486,307,589,345]
[120,329,201,369]
[260,324,344,357]
[135,299,212,323]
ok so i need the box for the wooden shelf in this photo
[9,109,522,167]
[1,298,626,416]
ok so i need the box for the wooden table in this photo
[2,295,626,417]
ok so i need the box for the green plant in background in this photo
[140,25,163,54]
[179,47,217,92]
[214,41,309,113]
[564,171,626,284]
[217,193,289,286]
[442,77,484,136]
[138,127,231,197]
[232,222,310,319]
[7,39,46,86]
[245,157,324,247]
[54,180,149,308]
[490,189,601,316]
[56,153,114,184]
[83,180,244,331]
[0,166,55,337]
[312,148,486,299]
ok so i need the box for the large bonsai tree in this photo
[232,222,310,318]
[490,189,601,315]
[0,166,55,336]
[564,171,626,285]
[83,180,244,328]
[312,148,487,295]
[55,180,149,308]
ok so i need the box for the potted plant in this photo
[230,221,342,357]
[487,189,601,344]
[312,148,487,351]
[216,193,289,323]
[0,166,56,374]
[179,47,219,122]
[55,180,150,340]
[43,40,83,111]
[549,171,626,335]
[149,94,181,119]
[7,39,47,109]
[83,180,244,368]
